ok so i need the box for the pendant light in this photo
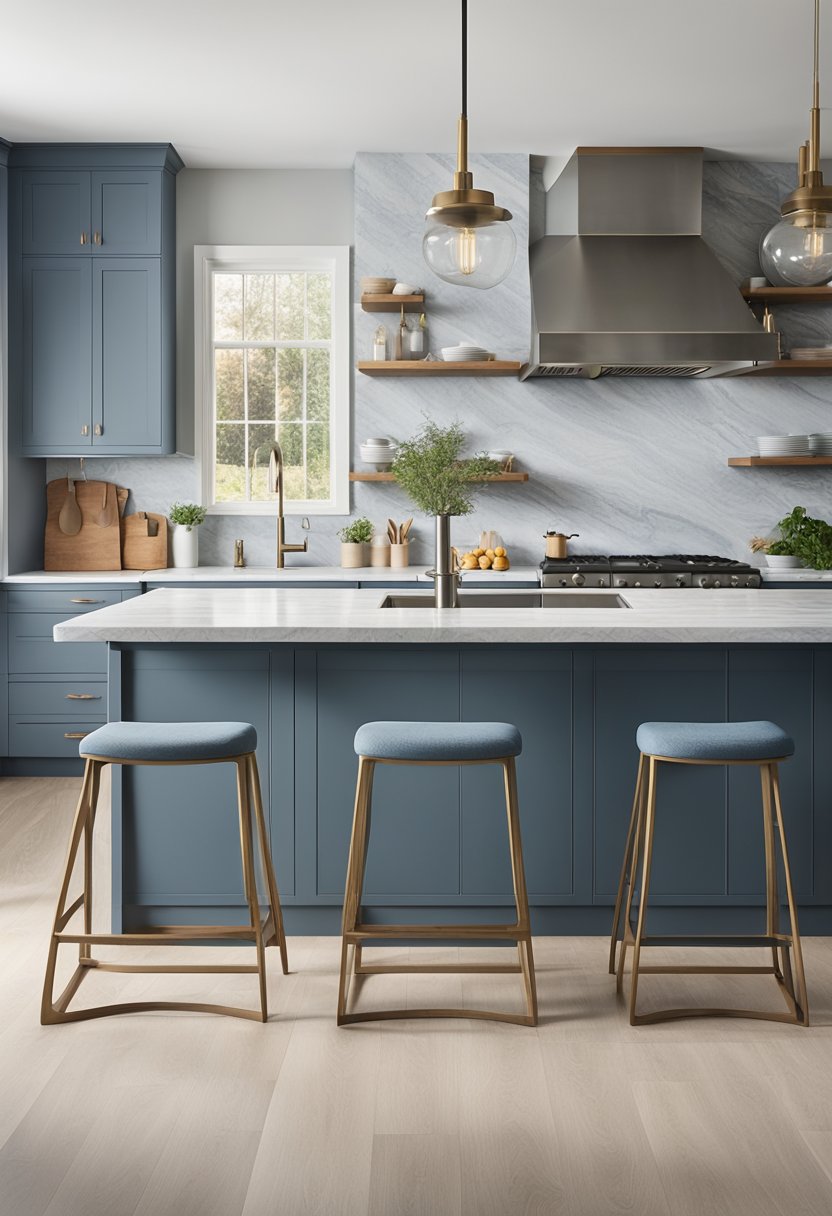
[760,0,832,286]
[422,0,516,290]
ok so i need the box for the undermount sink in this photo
[379,592,631,609]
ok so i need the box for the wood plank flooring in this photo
[2,775,832,1215]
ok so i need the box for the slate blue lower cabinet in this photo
[109,642,832,935]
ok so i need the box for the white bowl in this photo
[765,554,802,568]
[392,283,417,295]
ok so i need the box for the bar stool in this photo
[337,720,537,1027]
[609,720,809,1027]
[41,721,288,1025]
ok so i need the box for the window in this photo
[195,245,349,514]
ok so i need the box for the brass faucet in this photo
[252,441,308,568]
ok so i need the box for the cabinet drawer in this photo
[9,719,105,758]
[8,614,106,674]
[5,589,121,613]
[9,681,107,717]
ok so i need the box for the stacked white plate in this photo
[359,437,397,471]
[810,431,832,454]
[756,434,811,456]
[790,346,832,360]
[440,344,495,363]
[360,276,396,295]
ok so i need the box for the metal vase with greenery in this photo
[391,420,500,605]
[338,517,374,569]
[169,502,207,569]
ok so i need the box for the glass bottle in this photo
[373,324,388,361]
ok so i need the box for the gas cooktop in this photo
[540,554,761,589]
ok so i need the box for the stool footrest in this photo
[55,925,257,946]
[356,961,523,976]
[339,1007,536,1026]
[350,922,527,941]
[637,933,791,949]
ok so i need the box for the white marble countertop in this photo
[53,586,832,645]
[759,567,832,582]
[6,565,541,585]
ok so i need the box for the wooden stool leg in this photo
[628,756,659,1025]
[760,762,783,980]
[616,766,647,994]
[770,763,810,1025]
[247,753,289,976]
[236,759,268,1022]
[338,757,374,1024]
[503,757,537,1025]
[609,753,645,974]
[41,760,99,1024]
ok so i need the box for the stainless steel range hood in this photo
[521,148,779,379]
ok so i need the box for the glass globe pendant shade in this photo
[760,210,832,286]
[423,219,516,290]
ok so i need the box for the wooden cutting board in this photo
[44,480,128,571]
[121,512,168,570]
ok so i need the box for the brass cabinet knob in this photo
[94,423,103,437]
[81,424,90,436]
[80,232,88,246]
[93,231,102,246]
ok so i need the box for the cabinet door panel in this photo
[91,171,161,255]
[92,259,161,449]
[728,650,813,899]
[593,649,727,900]
[21,171,90,256]
[315,649,460,898]
[460,651,573,899]
[22,259,92,450]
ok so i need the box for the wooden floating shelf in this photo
[357,360,522,376]
[728,456,832,467]
[350,471,529,483]
[741,286,832,304]
[730,359,832,377]
[360,293,424,312]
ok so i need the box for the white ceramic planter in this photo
[340,542,369,569]
[172,524,199,568]
[765,554,801,568]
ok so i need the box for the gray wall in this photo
[32,153,832,571]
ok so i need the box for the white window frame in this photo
[195,244,350,515]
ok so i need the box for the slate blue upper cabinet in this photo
[9,144,182,456]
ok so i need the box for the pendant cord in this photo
[814,0,821,108]
[461,0,467,118]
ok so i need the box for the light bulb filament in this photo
[456,227,477,275]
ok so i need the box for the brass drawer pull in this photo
[81,425,90,436]
[65,693,101,701]
[69,598,103,604]
[94,423,103,437]
[80,232,88,246]
[64,732,90,740]
[93,231,102,246]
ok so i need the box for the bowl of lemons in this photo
[459,545,510,572]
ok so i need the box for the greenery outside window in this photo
[195,245,349,514]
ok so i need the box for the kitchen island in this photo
[55,587,832,934]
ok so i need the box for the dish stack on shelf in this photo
[810,431,832,455]
[790,346,832,360]
[359,437,397,471]
[440,344,495,363]
[360,276,396,295]
[756,434,811,457]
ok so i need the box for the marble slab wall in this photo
[47,156,832,568]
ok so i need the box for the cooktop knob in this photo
[675,575,686,587]
[616,578,627,587]
[698,576,711,588]
[597,578,606,587]
[654,579,662,588]
[633,580,642,587]
[571,572,585,587]
[730,576,739,587]
[559,578,568,587]
[713,579,721,588]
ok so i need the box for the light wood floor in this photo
[3,776,832,1216]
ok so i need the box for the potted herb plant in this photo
[338,517,374,568]
[168,502,207,569]
[750,505,832,570]
[392,419,500,605]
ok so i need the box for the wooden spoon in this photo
[387,518,398,544]
[400,517,413,542]
[58,477,82,536]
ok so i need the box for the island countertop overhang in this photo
[51,586,832,645]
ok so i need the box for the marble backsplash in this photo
[47,155,832,569]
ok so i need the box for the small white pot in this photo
[340,541,369,569]
[172,524,199,568]
[765,554,801,568]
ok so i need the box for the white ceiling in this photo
[1,0,828,168]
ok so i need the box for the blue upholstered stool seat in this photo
[79,721,257,762]
[354,721,522,762]
[636,720,794,762]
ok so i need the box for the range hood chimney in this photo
[521,147,779,379]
